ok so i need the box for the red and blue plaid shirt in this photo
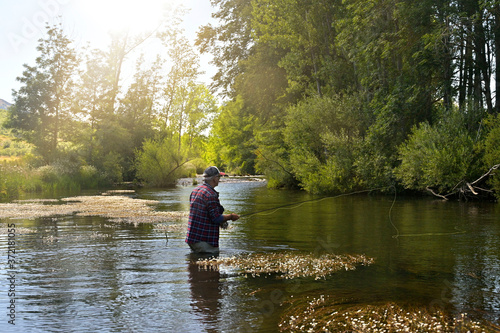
[185,183,225,247]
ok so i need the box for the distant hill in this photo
[0,99,12,110]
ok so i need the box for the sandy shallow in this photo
[0,190,188,226]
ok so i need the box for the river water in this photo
[1,179,499,332]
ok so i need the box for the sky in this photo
[0,0,216,103]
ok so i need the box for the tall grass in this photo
[0,161,110,201]
[0,161,41,200]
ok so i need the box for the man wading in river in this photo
[186,166,240,254]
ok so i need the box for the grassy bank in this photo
[0,161,111,201]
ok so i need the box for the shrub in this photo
[101,152,123,184]
[283,94,366,193]
[395,110,474,193]
[135,137,187,187]
[78,165,102,188]
[483,114,500,199]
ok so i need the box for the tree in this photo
[8,24,78,163]
[196,0,255,96]
[395,108,476,194]
[185,84,218,153]
[160,24,201,152]
[74,48,115,164]
[206,95,256,174]
[283,94,367,193]
[252,0,355,97]
[118,55,163,178]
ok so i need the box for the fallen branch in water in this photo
[426,163,500,201]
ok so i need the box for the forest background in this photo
[1,0,500,201]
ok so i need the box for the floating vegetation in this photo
[196,252,374,280]
[102,190,136,195]
[0,193,188,225]
[279,296,497,332]
[154,222,187,233]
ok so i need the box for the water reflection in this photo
[187,253,222,332]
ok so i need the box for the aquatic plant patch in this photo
[279,295,497,332]
[196,252,375,280]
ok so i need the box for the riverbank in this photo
[176,174,267,186]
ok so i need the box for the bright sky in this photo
[0,0,216,103]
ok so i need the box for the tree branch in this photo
[426,164,500,200]
[426,187,449,200]
[470,163,500,186]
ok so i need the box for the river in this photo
[1,178,499,332]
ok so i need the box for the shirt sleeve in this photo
[213,214,224,224]
[206,194,224,224]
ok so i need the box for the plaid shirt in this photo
[185,183,225,247]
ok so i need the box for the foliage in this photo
[254,124,296,189]
[395,110,475,193]
[4,12,218,191]
[283,94,366,193]
[206,96,257,175]
[0,160,107,201]
[196,0,255,95]
[135,137,189,187]
[252,0,355,97]
[483,114,500,198]
[4,1,500,199]
[0,162,39,200]
[199,0,500,198]
[7,23,78,163]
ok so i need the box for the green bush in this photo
[395,110,474,193]
[483,114,500,199]
[101,152,123,184]
[282,94,365,193]
[78,165,104,188]
[135,137,187,187]
[36,163,105,192]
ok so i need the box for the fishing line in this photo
[388,185,400,239]
[389,186,466,239]
[394,227,466,237]
[240,187,391,218]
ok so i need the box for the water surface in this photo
[1,179,499,332]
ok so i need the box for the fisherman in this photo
[186,166,240,254]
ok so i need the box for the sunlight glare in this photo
[77,0,180,35]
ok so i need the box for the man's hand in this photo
[224,213,240,221]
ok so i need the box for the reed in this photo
[0,162,109,201]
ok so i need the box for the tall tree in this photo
[160,25,201,152]
[8,24,78,163]
[196,0,255,96]
[252,0,354,97]
[74,48,115,164]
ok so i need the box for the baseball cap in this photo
[203,166,226,178]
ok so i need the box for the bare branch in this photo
[426,187,449,200]
[466,182,478,195]
[470,163,500,185]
